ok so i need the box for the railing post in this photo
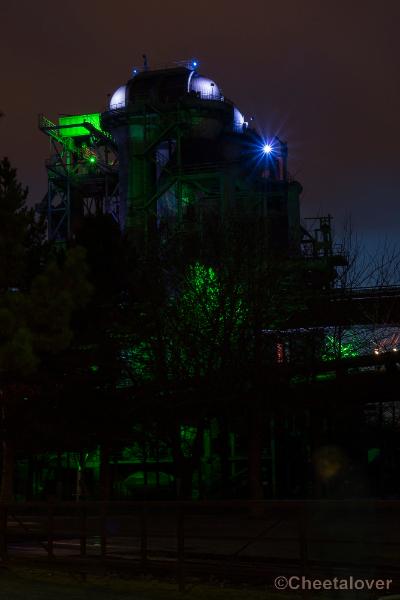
[177,505,185,592]
[298,503,309,599]
[100,501,107,558]
[47,502,54,559]
[0,504,7,559]
[298,504,308,569]
[80,503,87,557]
[140,505,147,572]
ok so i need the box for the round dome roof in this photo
[109,85,127,110]
[189,74,222,100]
[233,106,245,127]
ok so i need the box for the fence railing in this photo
[1,500,400,590]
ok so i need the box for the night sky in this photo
[1,0,400,248]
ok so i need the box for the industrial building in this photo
[38,59,339,270]
[32,60,400,503]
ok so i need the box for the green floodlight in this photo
[58,113,104,138]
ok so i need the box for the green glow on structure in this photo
[315,372,336,381]
[88,155,97,164]
[322,335,359,361]
[368,448,380,463]
[181,184,193,206]
[180,425,197,457]
[58,113,104,138]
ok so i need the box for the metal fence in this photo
[1,499,400,590]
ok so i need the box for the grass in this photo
[0,566,303,600]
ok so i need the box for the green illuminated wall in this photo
[58,113,104,138]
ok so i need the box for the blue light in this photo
[263,143,273,154]
[191,59,199,69]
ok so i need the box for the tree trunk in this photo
[0,438,15,504]
[99,444,111,501]
[172,431,193,499]
[181,459,194,499]
[76,452,89,501]
[219,417,231,498]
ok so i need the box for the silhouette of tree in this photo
[0,158,92,501]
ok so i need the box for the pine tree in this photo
[0,158,92,501]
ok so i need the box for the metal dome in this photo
[188,74,222,100]
[110,68,224,109]
[233,106,246,131]
[109,85,127,110]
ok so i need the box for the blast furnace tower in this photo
[39,60,322,261]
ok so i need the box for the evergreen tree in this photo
[0,158,92,501]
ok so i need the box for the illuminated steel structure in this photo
[35,63,400,504]
[38,113,119,240]
[38,62,307,256]
[101,64,303,258]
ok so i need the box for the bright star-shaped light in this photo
[263,143,273,154]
